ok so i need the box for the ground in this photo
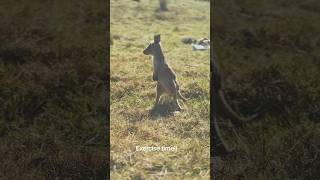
[110,0,210,179]
[212,0,320,179]
[0,0,319,179]
[0,1,107,179]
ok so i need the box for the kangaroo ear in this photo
[154,34,161,43]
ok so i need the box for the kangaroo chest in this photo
[153,58,160,70]
[153,59,169,73]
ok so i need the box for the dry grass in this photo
[110,0,210,179]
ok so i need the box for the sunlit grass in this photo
[111,0,210,179]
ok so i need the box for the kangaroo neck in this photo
[153,47,166,64]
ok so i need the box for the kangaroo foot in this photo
[175,105,182,111]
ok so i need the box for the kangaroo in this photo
[213,49,261,127]
[143,34,187,111]
[211,47,262,156]
[211,47,231,156]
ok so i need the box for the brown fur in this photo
[143,34,186,111]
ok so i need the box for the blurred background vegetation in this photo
[0,0,108,179]
[212,0,320,179]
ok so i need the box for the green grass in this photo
[111,0,210,179]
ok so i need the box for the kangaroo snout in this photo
[143,50,148,55]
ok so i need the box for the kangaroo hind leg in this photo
[168,80,182,111]
[154,82,164,108]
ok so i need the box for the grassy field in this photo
[1,0,319,179]
[110,0,210,179]
[0,1,107,179]
[212,0,320,179]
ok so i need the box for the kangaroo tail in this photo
[174,80,187,101]
[174,79,180,90]
[217,90,260,127]
[178,90,187,102]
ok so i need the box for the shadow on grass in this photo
[148,101,182,119]
[120,100,184,122]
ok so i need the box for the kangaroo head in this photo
[143,34,161,55]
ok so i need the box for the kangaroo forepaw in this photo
[152,75,158,81]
